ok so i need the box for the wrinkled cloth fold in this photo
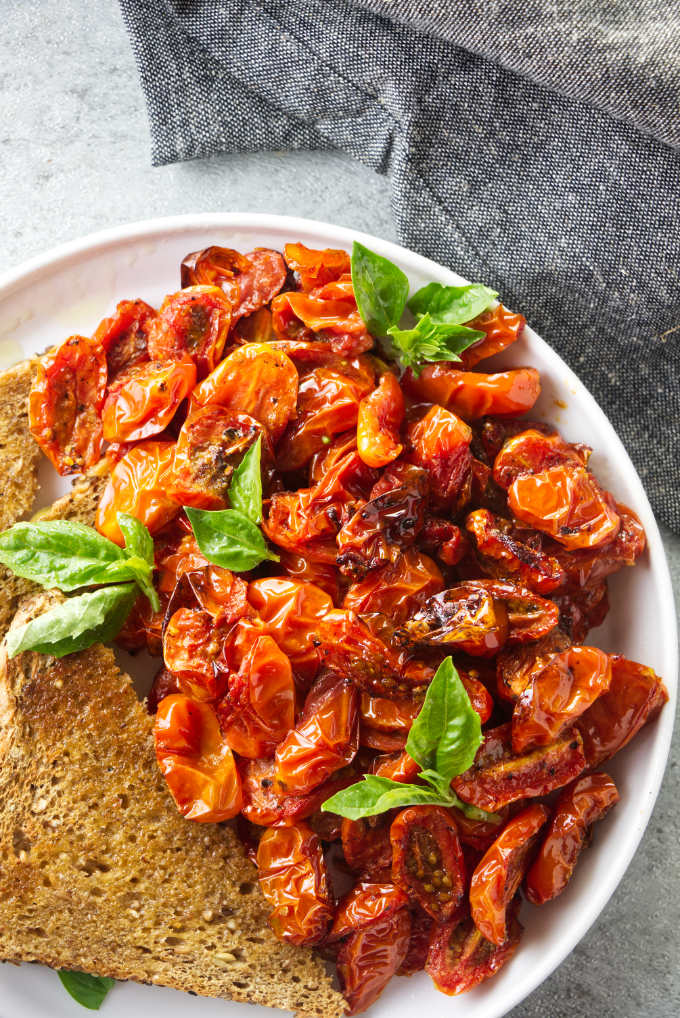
[119,0,680,531]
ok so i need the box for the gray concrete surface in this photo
[1,2,679,1016]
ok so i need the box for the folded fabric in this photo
[119,0,680,531]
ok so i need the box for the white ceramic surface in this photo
[0,214,676,1018]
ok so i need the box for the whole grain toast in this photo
[0,593,345,1017]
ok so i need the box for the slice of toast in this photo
[0,592,345,1018]
[0,358,42,531]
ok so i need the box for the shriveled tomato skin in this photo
[512,646,612,752]
[552,501,646,589]
[496,628,571,703]
[426,906,522,995]
[256,822,333,945]
[391,806,466,921]
[525,773,619,905]
[181,246,286,320]
[29,335,107,475]
[404,364,541,419]
[337,907,411,1015]
[371,749,420,784]
[452,723,586,813]
[403,583,510,657]
[469,803,548,944]
[576,655,668,766]
[96,439,179,544]
[329,881,410,941]
[102,357,196,443]
[508,465,620,550]
[162,607,228,702]
[357,372,404,469]
[94,298,155,378]
[460,304,525,368]
[154,694,243,822]
[342,815,394,879]
[191,343,298,442]
[147,285,232,378]
[465,508,566,594]
[271,274,371,357]
[247,577,334,686]
[406,405,472,506]
[343,548,443,624]
[284,243,350,291]
[492,428,590,490]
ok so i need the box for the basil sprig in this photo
[350,241,497,372]
[58,970,115,1010]
[322,657,496,822]
[185,435,279,571]
[0,511,159,659]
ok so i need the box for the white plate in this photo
[0,214,676,1018]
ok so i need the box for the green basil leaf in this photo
[406,657,482,785]
[228,435,263,525]
[351,241,410,337]
[117,512,154,566]
[0,520,128,591]
[387,314,484,372]
[321,774,450,820]
[408,282,497,325]
[5,584,137,659]
[58,971,115,1010]
[185,507,279,572]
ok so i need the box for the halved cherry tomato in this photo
[247,577,334,686]
[452,723,586,812]
[465,508,566,594]
[406,405,472,506]
[343,548,443,624]
[277,549,341,603]
[168,406,263,509]
[404,364,541,419]
[147,285,232,378]
[102,357,196,443]
[496,628,571,702]
[181,246,286,320]
[218,635,296,758]
[460,304,525,368]
[576,655,668,766]
[191,343,298,442]
[359,693,420,733]
[240,758,356,828]
[271,274,372,357]
[164,564,248,625]
[449,806,507,853]
[512,646,612,752]
[371,749,420,783]
[469,803,548,944]
[391,806,466,920]
[329,881,410,941]
[357,372,404,468]
[275,672,359,794]
[341,814,394,879]
[337,907,411,1015]
[154,694,243,821]
[426,906,522,995]
[508,465,620,550]
[256,822,333,945]
[94,298,155,378]
[284,242,350,291]
[420,515,468,567]
[551,501,646,589]
[162,607,228,701]
[403,584,509,657]
[95,439,179,544]
[525,773,619,904]
[492,428,590,489]
[29,334,107,474]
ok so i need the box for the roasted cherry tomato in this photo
[359,693,420,734]
[524,773,619,904]
[508,465,620,550]
[426,906,522,995]
[492,428,590,490]
[162,607,228,701]
[398,907,435,975]
[247,577,334,685]
[343,548,443,624]
[469,803,548,944]
[96,439,179,544]
[154,694,243,821]
[551,501,646,589]
[342,815,394,879]
[459,671,494,724]
[460,304,525,368]
[371,749,420,784]
[496,628,571,702]
[94,298,155,378]
[552,581,610,643]
[275,672,359,794]
[284,242,350,291]
[271,274,372,357]
[576,655,668,766]
[147,285,232,378]
[241,758,355,828]
[403,584,509,657]
[256,822,333,945]
[337,907,411,1015]
[168,564,248,625]
[452,723,586,813]
[168,406,263,509]
[406,405,472,506]
[155,519,209,593]
[101,357,196,443]
[329,881,409,941]
[181,246,287,320]
[278,549,341,603]
[465,508,566,594]
[191,342,298,442]
[391,806,466,920]
[29,334,107,475]
[356,372,405,468]
[277,357,374,471]
[218,635,296,758]
[403,364,541,419]
[117,591,166,655]
[146,666,180,714]
[449,806,507,853]
[512,646,612,752]
[420,515,467,567]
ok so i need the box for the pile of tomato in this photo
[28,241,668,1014]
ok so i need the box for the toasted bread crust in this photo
[0,594,345,1018]
[0,359,41,531]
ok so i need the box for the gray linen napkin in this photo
[119,0,680,531]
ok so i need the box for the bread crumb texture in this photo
[0,594,346,1018]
